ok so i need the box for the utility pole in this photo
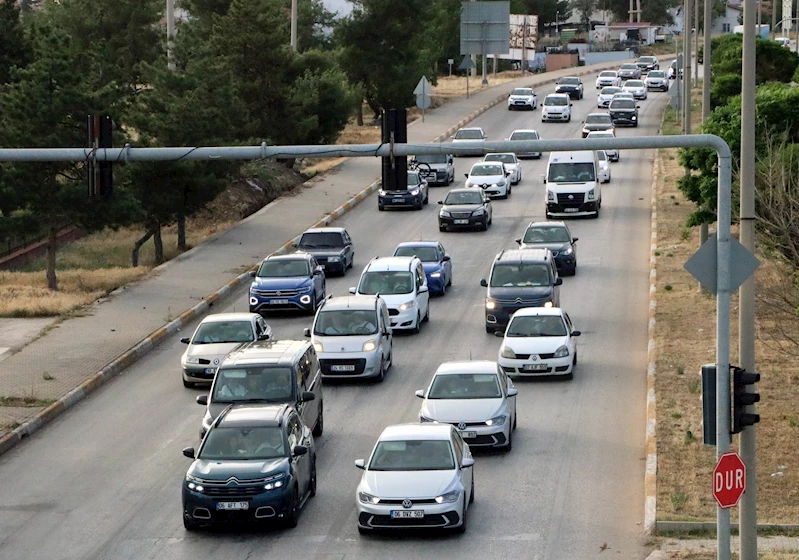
[700,0,712,271]
[683,0,693,134]
[166,0,176,71]
[290,0,298,51]
[738,0,758,554]
[694,0,700,88]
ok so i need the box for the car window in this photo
[507,315,568,337]
[257,259,310,277]
[297,351,311,393]
[597,151,607,161]
[601,87,621,95]
[484,154,515,164]
[427,373,502,399]
[547,162,596,182]
[470,163,503,176]
[455,129,483,139]
[199,426,287,461]
[192,321,254,344]
[444,191,482,205]
[565,313,574,332]
[213,367,294,402]
[560,77,579,84]
[510,131,538,140]
[381,303,390,332]
[359,271,415,295]
[394,246,439,262]
[585,114,611,124]
[611,99,636,109]
[490,263,552,287]
[314,309,378,336]
[626,80,644,87]
[523,225,571,243]
[416,265,426,289]
[511,88,533,95]
[368,440,455,471]
[452,431,464,460]
[416,153,449,164]
[600,71,616,77]
[297,232,345,249]
[407,173,420,186]
[545,96,568,106]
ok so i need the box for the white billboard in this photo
[494,14,537,60]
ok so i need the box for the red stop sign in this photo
[713,452,746,508]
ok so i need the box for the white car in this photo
[484,153,522,184]
[597,149,611,183]
[645,70,669,91]
[497,307,581,380]
[180,313,272,387]
[541,93,572,123]
[507,87,537,110]
[622,79,648,100]
[595,70,622,89]
[508,129,542,159]
[586,130,619,161]
[416,361,518,451]
[464,161,511,199]
[597,86,622,108]
[451,127,486,156]
[354,423,475,534]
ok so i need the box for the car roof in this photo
[396,241,439,249]
[378,423,453,441]
[218,404,288,428]
[458,127,483,132]
[484,153,516,158]
[546,92,570,98]
[559,76,579,80]
[445,188,478,195]
[510,129,539,134]
[199,313,258,324]
[364,256,417,272]
[587,130,614,137]
[495,248,551,263]
[511,306,565,318]
[548,150,595,161]
[586,112,612,118]
[526,220,568,230]
[221,339,310,367]
[264,253,312,262]
[320,295,380,312]
[434,361,499,375]
[302,227,346,234]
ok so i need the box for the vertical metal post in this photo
[702,0,711,122]
[290,0,298,51]
[694,0,700,88]
[683,0,693,134]
[166,0,176,71]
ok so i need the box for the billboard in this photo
[491,14,538,61]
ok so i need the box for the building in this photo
[667,2,742,34]
[592,22,659,44]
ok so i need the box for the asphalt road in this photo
[0,72,670,560]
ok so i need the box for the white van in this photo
[541,151,602,219]
[349,256,430,333]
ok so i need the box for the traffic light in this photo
[700,364,717,446]
[380,108,407,192]
[732,366,760,434]
[88,115,114,197]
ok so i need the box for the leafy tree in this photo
[572,0,597,27]
[298,0,338,51]
[0,0,31,85]
[178,0,232,19]
[422,0,462,72]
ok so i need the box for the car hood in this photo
[186,343,242,361]
[509,94,534,100]
[582,123,613,131]
[189,457,289,481]
[420,163,448,171]
[452,138,482,142]
[504,334,569,353]
[297,247,345,257]
[519,241,571,253]
[251,276,312,290]
[487,286,554,300]
[316,334,375,353]
[610,107,636,113]
[360,469,458,499]
[442,204,484,213]
[467,174,504,184]
[422,262,443,274]
[421,398,504,422]
[543,105,568,111]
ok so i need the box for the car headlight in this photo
[359,492,381,505]
[472,208,485,216]
[562,246,573,255]
[264,474,286,491]
[313,341,323,352]
[485,299,496,310]
[544,301,554,308]
[362,339,377,352]
[435,490,461,504]
[500,345,516,359]
[440,210,451,217]
[587,189,595,200]
[485,415,506,426]
[409,187,420,196]
[398,301,414,311]
[249,296,258,306]
[430,272,441,278]
[631,115,637,120]
[328,256,341,262]
[497,179,506,186]
[184,356,201,364]
[554,345,570,358]
[547,190,555,201]
[186,476,205,493]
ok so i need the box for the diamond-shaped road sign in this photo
[683,233,761,295]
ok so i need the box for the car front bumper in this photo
[552,252,577,273]
[610,114,638,126]
[542,111,569,121]
[379,191,423,208]
[315,257,346,273]
[546,199,599,217]
[182,365,218,383]
[434,420,509,448]
[388,306,418,330]
[319,350,382,379]
[426,274,446,294]
[508,99,535,109]
[183,485,293,526]
[498,354,573,376]
[357,498,464,530]
[249,292,314,313]
[556,88,580,98]
[439,214,487,229]
[419,169,449,185]
[646,81,668,90]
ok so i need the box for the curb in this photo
[655,521,799,533]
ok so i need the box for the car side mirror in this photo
[249,270,256,277]
[506,171,512,176]
[515,238,521,245]
[419,285,428,293]
[292,444,308,457]
[569,103,573,107]
[349,287,356,294]
[572,330,582,337]
[494,330,504,338]
[555,277,563,286]
[182,447,196,459]
[303,327,311,338]
[572,237,579,243]
[291,242,298,248]
[355,459,366,470]
[461,457,475,468]
[437,200,444,205]
[507,388,519,397]
[196,395,208,406]
[464,173,469,178]
[257,332,270,341]
[314,266,324,275]
[480,279,488,287]
[442,255,451,261]
[180,337,190,344]
[300,391,316,403]
[415,389,425,398]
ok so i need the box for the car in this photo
[507,87,537,110]
[354,423,474,534]
[378,169,429,211]
[496,306,581,380]
[480,249,562,333]
[412,153,455,186]
[515,220,578,275]
[667,59,683,79]
[438,188,492,232]
[484,152,522,184]
[416,361,518,451]
[541,93,572,122]
[393,241,453,296]
[635,56,659,73]
[507,129,542,159]
[581,113,615,138]
[644,70,669,91]
[608,96,639,129]
[294,227,355,276]
[304,295,392,382]
[586,130,619,161]
[622,79,647,100]
[180,313,272,388]
[775,36,791,48]
[595,70,622,89]
[542,150,603,219]
[248,253,326,316]
[597,86,623,108]
[618,63,642,80]
[596,149,612,183]
[611,91,635,102]
[181,404,317,531]
[451,127,486,156]
[464,161,512,199]
[555,76,584,99]
[349,256,430,333]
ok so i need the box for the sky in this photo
[322,0,352,17]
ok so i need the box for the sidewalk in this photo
[0,57,665,450]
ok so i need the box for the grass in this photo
[0,396,56,407]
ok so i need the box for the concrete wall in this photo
[545,53,579,72]
[583,50,635,65]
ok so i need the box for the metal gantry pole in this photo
[694,0,700,88]
[683,0,693,133]
[290,0,298,52]
[166,0,176,71]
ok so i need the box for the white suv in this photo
[350,256,430,334]
[541,93,572,123]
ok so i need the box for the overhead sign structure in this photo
[713,452,746,509]
[491,14,537,64]
[460,1,511,56]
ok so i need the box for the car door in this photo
[378,301,391,365]
[498,366,516,419]
[551,259,561,305]
[415,263,430,317]
[452,431,472,507]
[287,413,311,496]
[438,243,452,285]
[342,231,354,267]
[294,353,316,429]
[483,193,492,221]
[564,312,577,354]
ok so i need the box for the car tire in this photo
[447,274,452,287]
[469,476,475,504]
[307,295,317,315]
[183,516,200,531]
[565,370,574,381]
[411,313,421,334]
[455,507,467,534]
[480,221,488,231]
[378,204,385,211]
[309,458,317,497]
[566,115,571,123]
[485,325,495,334]
[183,379,195,389]
[373,360,385,383]
[439,224,447,232]
[513,413,517,430]
[313,403,324,437]
[422,304,429,323]
[386,345,393,370]
[424,192,429,204]
[504,429,513,453]
[285,487,300,528]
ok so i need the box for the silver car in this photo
[597,86,622,108]
[622,79,648,100]
[618,63,641,80]
[645,70,669,91]
[484,153,522,184]
[508,129,542,159]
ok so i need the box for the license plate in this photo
[204,368,216,374]
[393,198,405,203]
[459,430,477,438]
[564,208,579,213]
[330,364,356,372]
[454,219,469,224]
[216,501,249,510]
[523,364,548,371]
[391,510,424,519]
[270,299,289,304]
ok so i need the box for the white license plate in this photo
[454,219,469,224]
[391,510,424,519]
[270,299,289,304]
[330,364,356,372]
[204,368,216,374]
[459,430,477,438]
[523,364,548,371]
[564,208,579,212]
[216,501,249,510]
[393,198,405,203]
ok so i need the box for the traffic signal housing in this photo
[732,367,760,434]
[88,114,113,197]
[700,364,717,446]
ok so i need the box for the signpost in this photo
[414,76,432,122]
[713,452,746,509]
[448,58,455,76]
[458,55,476,98]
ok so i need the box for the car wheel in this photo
[504,428,513,452]
[307,295,317,315]
[422,304,429,323]
[573,352,578,366]
[309,457,317,497]
[469,476,475,504]
[183,516,200,531]
[439,224,447,232]
[566,115,571,122]
[455,506,467,534]
[411,313,421,334]
[424,191,429,204]
[485,325,495,334]
[447,274,452,287]
[373,360,385,383]
[378,204,385,211]
[565,370,574,381]
[285,487,300,528]
[183,379,195,389]
[313,403,324,437]
[386,344,393,370]
[480,220,488,231]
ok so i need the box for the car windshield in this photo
[415,154,448,164]
[598,151,607,161]
[511,88,533,96]
[368,440,455,471]
[639,57,656,63]
[490,263,551,287]
[586,115,611,124]
[455,129,482,139]
[547,162,596,182]
[648,71,665,78]
[507,315,568,337]
[523,225,571,244]
[444,191,482,205]
[510,131,538,140]
[191,321,254,344]
[199,426,287,461]
[257,259,310,277]
[545,96,568,106]
[394,246,439,262]
[212,367,294,403]
[470,164,503,176]
[314,309,378,336]
[298,232,344,249]
[626,80,644,87]
[560,77,579,84]
[427,373,502,399]
[358,271,414,295]
[407,173,421,186]
[484,154,515,164]
[600,71,616,77]
[601,87,621,95]
[621,64,636,70]
[611,99,636,109]
[587,132,614,139]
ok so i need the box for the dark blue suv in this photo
[249,254,326,315]
[181,404,316,530]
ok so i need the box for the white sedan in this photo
[464,161,511,199]
[586,130,619,161]
[597,86,622,108]
[497,307,581,380]
[355,423,474,534]
[622,79,648,100]
[595,70,622,89]
[484,153,522,184]
[597,150,611,183]
[416,361,518,451]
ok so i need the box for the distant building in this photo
[666,2,742,34]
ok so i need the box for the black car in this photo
[378,170,429,210]
[554,76,584,99]
[635,56,659,73]
[438,188,492,232]
[608,97,639,127]
[182,404,316,531]
[295,227,354,276]
[516,221,578,275]
[581,113,615,138]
